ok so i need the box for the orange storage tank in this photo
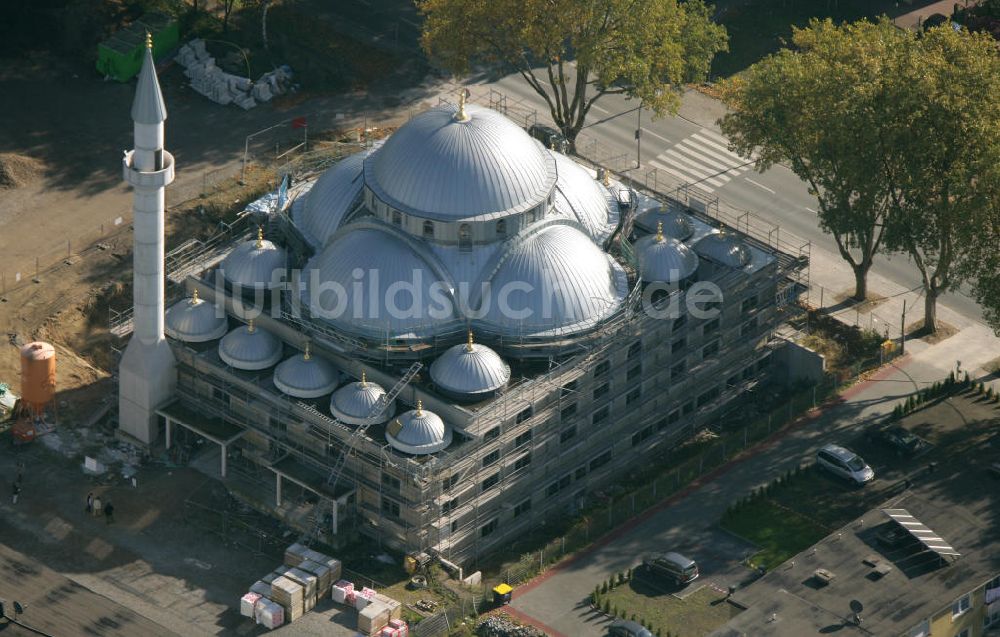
[20,341,56,415]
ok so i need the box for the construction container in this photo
[96,12,179,82]
[20,341,55,417]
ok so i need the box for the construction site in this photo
[96,45,812,572]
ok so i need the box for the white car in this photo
[816,444,875,485]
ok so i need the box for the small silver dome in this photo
[634,205,694,240]
[385,401,453,455]
[694,231,751,268]
[636,224,699,284]
[273,344,340,398]
[165,290,229,343]
[430,333,510,399]
[218,321,283,370]
[221,228,287,290]
[329,371,396,425]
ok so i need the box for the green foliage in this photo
[603,598,611,614]
[631,613,637,622]
[601,581,608,594]
[626,567,633,580]
[418,0,728,144]
[618,572,625,586]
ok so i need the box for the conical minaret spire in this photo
[118,33,177,446]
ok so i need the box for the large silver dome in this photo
[385,401,452,455]
[634,205,695,240]
[478,222,628,338]
[218,321,284,370]
[694,231,751,268]
[550,151,618,244]
[221,229,287,290]
[302,222,460,339]
[273,345,340,398]
[365,104,557,222]
[296,150,368,249]
[636,224,699,284]
[430,333,510,400]
[165,290,229,342]
[329,372,396,425]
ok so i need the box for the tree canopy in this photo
[720,19,1000,333]
[417,0,727,146]
[719,18,906,302]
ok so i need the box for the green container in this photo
[96,12,180,82]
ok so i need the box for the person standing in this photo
[104,501,114,525]
[11,482,20,505]
[93,495,102,518]
[86,492,94,514]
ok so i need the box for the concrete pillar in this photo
[276,473,282,507]
[331,498,339,536]
[165,417,172,449]
[220,442,227,478]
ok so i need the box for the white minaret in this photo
[118,34,177,445]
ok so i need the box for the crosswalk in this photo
[648,128,754,194]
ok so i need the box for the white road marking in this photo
[590,103,609,114]
[745,178,776,194]
[649,160,715,193]
[805,207,817,214]
[400,17,421,28]
[641,128,672,144]
[694,127,732,146]
[655,155,728,187]
[670,143,745,177]
[690,133,749,163]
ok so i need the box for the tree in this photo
[417,0,727,148]
[882,26,1000,332]
[222,0,239,33]
[719,19,907,301]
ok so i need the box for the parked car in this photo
[816,444,875,485]
[642,552,699,586]
[527,124,568,152]
[609,620,653,637]
[868,425,929,457]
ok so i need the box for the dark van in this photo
[643,552,699,586]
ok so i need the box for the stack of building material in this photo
[284,543,309,567]
[354,586,376,611]
[299,559,333,598]
[270,576,305,622]
[176,38,296,110]
[255,598,285,630]
[249,580,271,597]
[373,593,402,621]
[358,600,392,637]
[389,618,409,637]
[332,580,354,604]
[240,592,262,618]
[281,567,318,612]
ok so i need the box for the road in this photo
[480,69,985,323]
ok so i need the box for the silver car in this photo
[816,444,875,485]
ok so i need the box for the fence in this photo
[802,282,906,342]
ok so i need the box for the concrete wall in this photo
[772,338,825,386]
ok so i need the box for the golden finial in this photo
[602,169,611,187]
[190,288,200,304]
[416,399,423,416]
[247,319,256,333]
[656,221,664,242]
[256,227,264,249]
[360,369,367,387]
[466,330,474,353]
[145,32,153,50]
[456,90,469,121]
[303,341,311,360]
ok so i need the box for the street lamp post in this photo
[635,104,642,169]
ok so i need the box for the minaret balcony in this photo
[123,150,175,189]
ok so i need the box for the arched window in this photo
[392,210,402,226]
[458,223,472,252]
[423,220,435,239]
[496,219,507,238]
